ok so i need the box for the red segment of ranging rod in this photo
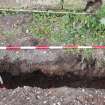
[64,45,78,49]
[6,45,20,50]
[93,46,105,49]
[35,45,49,49]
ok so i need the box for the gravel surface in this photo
[0,86,105,105]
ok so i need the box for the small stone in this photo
[16,51,19,54]
[100,18,105,25]
[36,95,41,99]
[43,51,47,54]
[53,103,56,105]
[51,96,56,99]
[36,91,41,94]
[43,101,47,104]
[89,94,93,97]
[26,29,29,33]
[0,75,3,84]
[27,97,30,100]
[82,89,85,92]
[57,102,61,105]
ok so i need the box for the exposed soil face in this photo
[0,13,105,105]
[1,71,105,89]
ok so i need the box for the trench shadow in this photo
[0,71,105,89]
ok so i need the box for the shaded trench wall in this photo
[0,0,105,10]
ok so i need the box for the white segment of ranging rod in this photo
[78,46,93,49]
[20,46,35,50]
[0,47,6,50]
[49,46,63,49]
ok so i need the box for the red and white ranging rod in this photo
[0,45,105,50]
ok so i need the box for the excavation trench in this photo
[1,71,105,89]
[0,48,105,89]
[0,13,105,90]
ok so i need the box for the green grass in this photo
[28,7,105,46]
[27,7,105,59]
[0,7,105,46]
